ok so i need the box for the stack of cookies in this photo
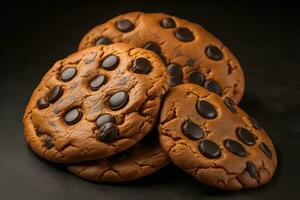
[23,12,277,190]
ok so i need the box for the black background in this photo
[1,1,300,199]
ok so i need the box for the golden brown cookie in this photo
[23,43,169,163]
[67,130,170,182]
[159,84,277,190]
[79,12,245,104]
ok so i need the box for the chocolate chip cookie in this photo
[79,12,245,104]
[23,43,170,163]
[159,84,277,190]
[67,130,170,182]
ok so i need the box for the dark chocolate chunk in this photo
[246,161,258,178]
[182,121,204,140]
[96,122,119,143]
[96,114,116,128]
[170,76,182,87]
[205,45,223,61]
[175,27,194,42]
[44,135,54,149]
[116,19,135,32]
[48,85,63,103]
[236,127,256,146]
[199,140,221,159]
[160,17,176,28]
[144,42,161,55]
[259,143,272,159]
[64,108,82,125]
[37,97,49,109]
[95,37,113,45]
[60,67,77,82]
[249,117,262,130]
[132,58,152,74]
[224,139,247,157]
[188,71,205,86]
[197,100,217,119]
[204,80,222,95]
[167,63,182,77]
[102,55,119,70]
[108,91,129,110]
[89,75,106,91]
[223,97,236,113]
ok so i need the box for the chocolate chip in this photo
[60,67,77,82]
[89,75,106,91]
[160,17,176,28]
[249,117,262,130]
[108,91,129,110]
[36,126,44,136]
[259,143,272,159]
[236,127,256,146]
[199,140,221,159]
[175,27,194,42]
[95,37,113,45]
[132,58,152,74]
[96,114,116,128]
[188,71,205,86]
[205,45,223,61]
[44,135,54,149]
[169,76,182,87]
[204,80,222,95]
[37,97,49,109]
[167,63,182,77]
[96,122,119,143]
[224,139,247,157]
[107,151,128,162]
[223,97,236,113]
[48,85,63,103]
[185,59,195,66]
[116,19,135,32]
[182,121,204,140]
[144,42,161,55]
[102,55,119,70]
[246,161,258,178]
[197,100,217,119]
[64,108,82,125]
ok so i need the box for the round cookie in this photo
[159,84,277,190]
[23,43,170,163]
[67,130,170,182]
[79,12,245,104]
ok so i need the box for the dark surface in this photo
[1,1,299,199]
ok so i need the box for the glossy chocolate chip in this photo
[102,55,119,70]
[96,122,119,143]
[249,117,262,130]
[175,27,194,42]
[108,91,129,110]
[96,114,116,128]
[64,108,82,125]
[182,121,204,140]
[95,37,113,45]
[197,100,217,119]
[223,97,236,113]
[204,80,222,95]
[236,127,256,146]
[107,151,128,162]
[60,67,77,82]
[89,75,106,91]
[199,140,221,159]
[48,85,63,103]
[37,97,49,109]
[160,17,176,28]
[167,63,182,77]
[116,19,135,32]
[44,135,54,149]
[224,139,247,157]
[170,76,182,87]
[246,161,258,178]
[205,45,223,61]
[259,143,272,159]
[144,42,161,55]
[132,58,152,74]
[188,71,205,86]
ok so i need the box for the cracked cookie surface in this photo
[159,84,277,190]
[67,130,170,182]
[79,12,245,104]
[23,43,170,163]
